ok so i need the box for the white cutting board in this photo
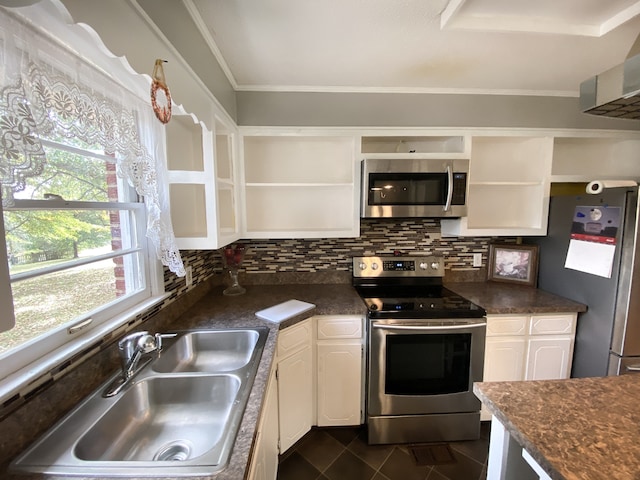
[255,299,316,323]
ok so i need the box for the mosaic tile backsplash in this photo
[208,219,515,275]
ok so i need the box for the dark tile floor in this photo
[277,422,490,480]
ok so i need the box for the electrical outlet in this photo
[185,266,193,287]
[473,253,482,268]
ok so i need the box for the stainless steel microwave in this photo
[361,158,468,218]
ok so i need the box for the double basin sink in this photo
[12,327,269,477]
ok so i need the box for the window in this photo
[0,137,160,380]
[0,7,184,389]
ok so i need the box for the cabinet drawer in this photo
[529,314,576,335]
[316,316,362,340]
[278,318,312,359]
[486,315,528,336]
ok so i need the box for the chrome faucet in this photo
[119,331,158,379]
[103,331,175,397]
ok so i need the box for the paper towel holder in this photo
[586,180,638,194]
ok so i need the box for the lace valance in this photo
[0,8,185,276]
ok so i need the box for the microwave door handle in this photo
[444,165,453,212]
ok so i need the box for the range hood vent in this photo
[580,34,640,120]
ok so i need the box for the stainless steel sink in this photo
[11,326,269,477]
[75,375,240,461]
[153,329,260,373]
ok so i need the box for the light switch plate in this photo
[473,253,482,268]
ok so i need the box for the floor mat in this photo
[409,444,456,466]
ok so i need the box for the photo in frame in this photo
[487,243,539,287]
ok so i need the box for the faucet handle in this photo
[154,332,178,351]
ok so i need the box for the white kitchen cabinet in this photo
[442,135,553,237]
[481,313,576,420]
[241,132,359,238]
[551,135,640,182]
[315,315,363,426]
[247,358,279,480]
[360,134,469,158]
[277,318,313,453]
[166,113,241,249]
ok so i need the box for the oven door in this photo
[367,318,486,416]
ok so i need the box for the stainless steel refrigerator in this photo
[529,186,640,377]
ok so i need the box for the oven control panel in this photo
[353,256,444,278]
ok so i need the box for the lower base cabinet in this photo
[249,314,364,478]
[481,313,577,421]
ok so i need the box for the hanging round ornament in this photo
[151,59,172,124]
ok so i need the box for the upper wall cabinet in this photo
[551,135,640,182]
[241,132,359,238]
[360,135,469,159]
[166,113,241,249]
[441,136,553,237]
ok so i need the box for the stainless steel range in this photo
[353,255,486,445]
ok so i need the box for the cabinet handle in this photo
[626,364,640,372]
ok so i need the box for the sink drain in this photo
[153,441,192,461]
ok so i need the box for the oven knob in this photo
[371,262,379,270]
[358,262,367,270]
[430,262,441,270]
[419,262,428,270]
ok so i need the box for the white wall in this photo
[59,0,235,129]
[236,91,640,129]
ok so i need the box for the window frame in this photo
[0,158,166,400]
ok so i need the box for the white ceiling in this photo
[183,0,640,97]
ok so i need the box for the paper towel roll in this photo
[586,180,638,194]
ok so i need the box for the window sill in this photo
[0,293,169,407]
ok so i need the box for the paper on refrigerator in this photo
[564,206,620,278]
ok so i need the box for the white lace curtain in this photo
[0,8,185,276]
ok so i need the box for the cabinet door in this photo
[262,365,280,480]
[525,337,573,381]
[248,362,279,480]
[278,346,313,452]
[317,342,362,426]
[482,337,527,421]
[484,337,527,382]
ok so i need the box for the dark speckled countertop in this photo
[26,281,586,480]
[474,375,640,480]
[445,282,587,314]
[150,281,583,480]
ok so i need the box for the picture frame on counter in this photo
[487,243,539,287]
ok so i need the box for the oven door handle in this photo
[372,322,486,331]
[443,164,453,212]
